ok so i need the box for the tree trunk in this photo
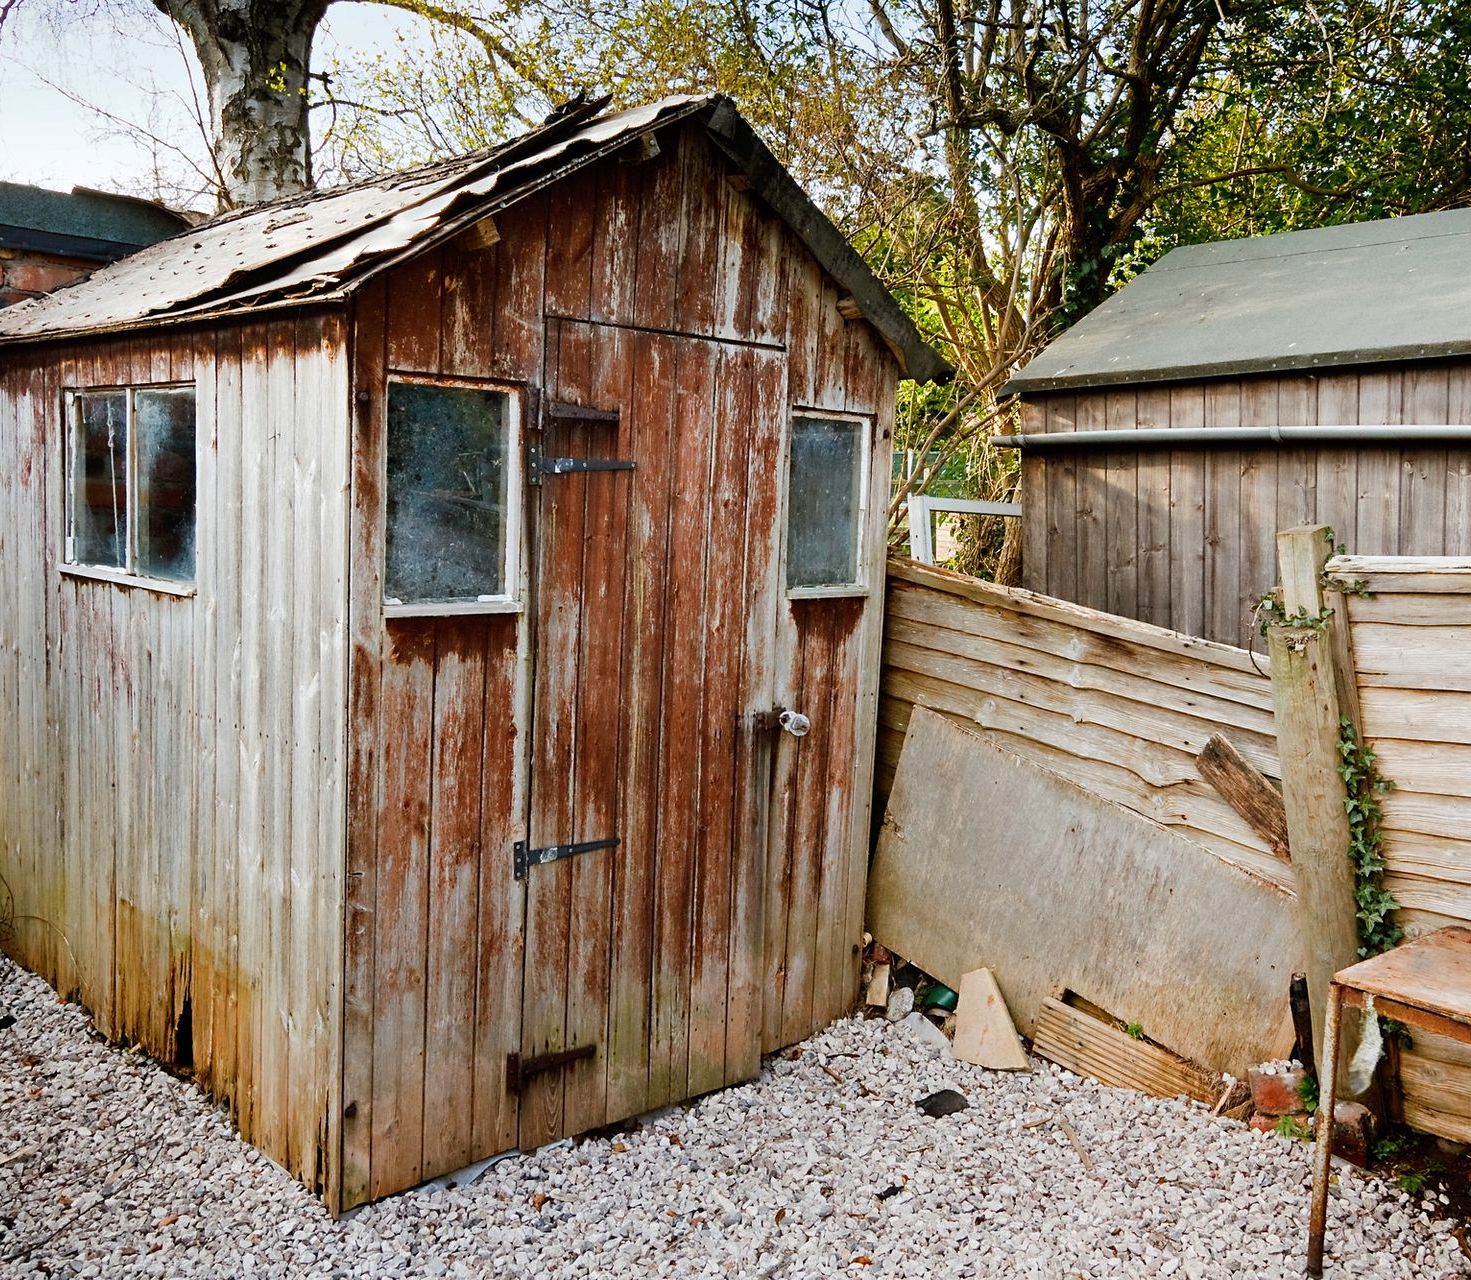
[155,0,329,208]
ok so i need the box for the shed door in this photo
[516,318,786,1148]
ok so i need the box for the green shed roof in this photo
[1004,208,1471,396]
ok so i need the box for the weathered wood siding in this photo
[1021,362,1471,648]
[342,121,896,1207]
[0,314,351,1194]
[1333,555,1471,1141]
[878,559,1287,889]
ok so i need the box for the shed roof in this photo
[0,95,950,382]
[0,182,192,264]
[1003,208,1471,396]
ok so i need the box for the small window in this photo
[385,379,516,606]
[67,386,196,583]
[785,413,867,592]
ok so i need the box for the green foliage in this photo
[1337,719,1403,957]
[1273,1114,1311,1141]
[1396,1170,1428,1195]
[1124,1022,1145,1041]
[1254,590,1333,637]
[1373,1129,1415,1162]
[1296,1073,1320,1114]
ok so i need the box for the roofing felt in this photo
[0,95,950,382]
[0,182,190,257]
[1003,207,1471,396]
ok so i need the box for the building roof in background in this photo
[0,95,951,382]
[0,182,192,264]
[1004,208,1471,396]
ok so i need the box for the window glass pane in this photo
[786,415,863,589]
[72,391,128,568]
[135,388,197,581]
[385,382,511,604]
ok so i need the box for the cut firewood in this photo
[952,968,1030,1071]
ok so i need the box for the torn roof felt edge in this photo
[0,94,951,384]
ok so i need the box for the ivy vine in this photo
[1337,717,1402,958]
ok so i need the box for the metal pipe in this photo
[989,424,1471,451]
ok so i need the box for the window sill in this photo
[787,585,870,601]
[383,598,524,619]
[60,564,196,598]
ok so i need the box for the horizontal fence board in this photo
[878,560,1289,897]
[1338,553,1471,1139]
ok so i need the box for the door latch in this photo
[528,439,635,483]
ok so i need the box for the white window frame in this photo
[783,408,873,600]
[381,372,524,618]
[61,382,197,597]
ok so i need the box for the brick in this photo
[1248,1062,1309,1116]
[1327,1100,1376,1167]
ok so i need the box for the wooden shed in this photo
[0,94,949,1210]
[1002,211,1471,647]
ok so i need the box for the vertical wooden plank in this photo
[1275,375,1319,534]
[1203,380,1243,645]
[492,192,548,384]
[1043,396,1078,601]
[632,132,686,333]
[440,236,499,379]
[288,314,326,1184]
[778,607,835,1044]
[470,615,525,1159]
[1314,373,1360,554]
[675,129,722,339]
[259,320,298,1165]
[590,149,643,327]
[1446,366,1471,556]
[725,346,786,1083]
[386,250,442,373]
[685,345,753,1095]
[1072,394,1109,614]
[421,619,488,1178]
[542,166,596,321]
[1168,384,1206,639]
[369,621,435,1198]
[647,337,717,1109]
[1400,365,1450,554]
[210,325,243,1130]
[340,285,387,1210]
[1355,369,1403,555]
[1135,388,1172,628]
[189,328,220,1091]
[315,311,351,1203]
[563,327,629,1135]
[1238,376,1279,638]
[520,319,587,1147]
[1103,390,1138,620]
[605,331,677,1119]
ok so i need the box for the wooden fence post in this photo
[1271,525,1365,1087]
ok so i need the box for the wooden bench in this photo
[1308,926,1471,1275]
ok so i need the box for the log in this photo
[1196,733,1290,860]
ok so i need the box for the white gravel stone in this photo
[1,954,1466,1277]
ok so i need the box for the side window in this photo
[67,385,196,583]
[785,413,867,592]
[384,379,516,606]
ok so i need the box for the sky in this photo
[0,1,428,210]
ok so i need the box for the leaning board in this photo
[868,708,1299,1075]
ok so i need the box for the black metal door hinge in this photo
[506,1044,597,1094]
[528,439,635,483]
[513,836,619,879]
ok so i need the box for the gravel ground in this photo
[1,955,1466,1279]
